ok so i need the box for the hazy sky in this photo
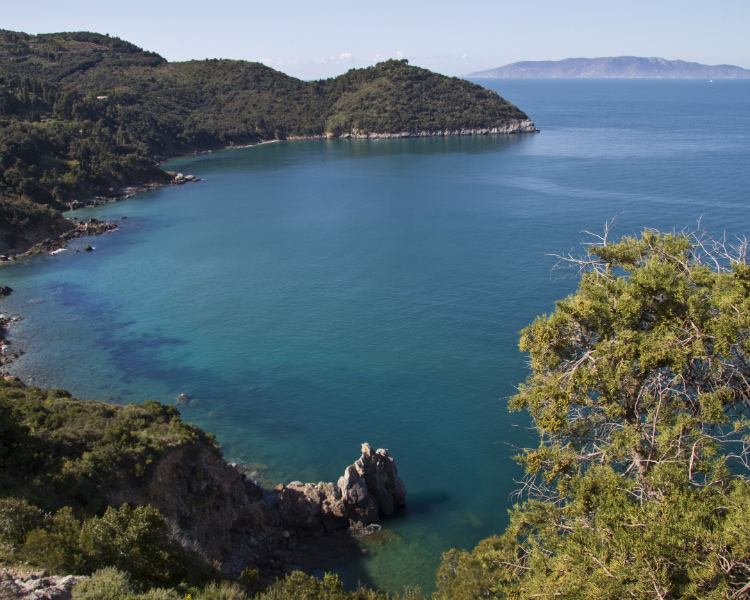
[4,0,749,80]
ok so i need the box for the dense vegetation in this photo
[0,29,532,253]
[0,380,218,513]
[434,229,750,599]
[0,379,219,587]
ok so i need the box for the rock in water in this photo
[276,442,407,531]
[338,464,378,523]
[339,443,407,522]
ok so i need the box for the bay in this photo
[1,79,749,593]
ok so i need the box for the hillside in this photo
[0,30,537,254]
[467,56,750,78]
[0,377,410,597]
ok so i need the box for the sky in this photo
[3,0,749,80]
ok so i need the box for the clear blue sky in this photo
[4,0,749,80]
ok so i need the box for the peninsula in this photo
[467,56,750,78]
[0,29,537,256]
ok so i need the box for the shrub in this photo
[0,497,46,548]
[22,506,87,573]
[72,567,133,600]
[195,581,250,600]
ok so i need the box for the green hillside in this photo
[0,30,535,253]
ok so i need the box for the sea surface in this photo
[1,79,749,593]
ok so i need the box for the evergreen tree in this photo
[436,227,750,599]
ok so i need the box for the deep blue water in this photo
[1,79,749,592]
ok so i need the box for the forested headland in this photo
[0,29,535,254]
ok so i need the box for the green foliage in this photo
[72,567,135,600]
[70,570,422,600]
[435,229,750,599]
[19,503,216,587]
[80,504,178,585]
[255,571,413,600]
[510,229,750,494]
[72,567,183,600]
[0,380,218,513]
[22,506,88,573]
[325,59,527,134]
[194,581,251,600]
[0,381,219,587]
[238,568,267,597]
[436,475,750,600]
[0,496,45,548]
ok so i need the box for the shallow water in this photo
[1,79,749,593]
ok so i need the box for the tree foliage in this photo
[435,228,750,599]
[514,227,750,499]
[13,504,217,587]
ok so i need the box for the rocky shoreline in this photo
[288,119,539,140]
[9,217,118,259]
[0,174,203,262]
[0,286,20,369]
[107,440,406,579]
[1,125,536,260]
[64,173,202,212]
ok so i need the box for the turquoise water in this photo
[1,79,749,592]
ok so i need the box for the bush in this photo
[72,567,133,600]
[0,497,46,548]
[238,568,266,597]
[22,506,87,573]
[18,503,216,588]
[194,581,249,600]
[79,505,172,584]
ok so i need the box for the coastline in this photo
[0,122,537,591]
[0,121,541,385]
[1,124,538,261]
[0,287,21,370]
[288,119,540,140]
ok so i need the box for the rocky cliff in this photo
[289,120,539,140]
[111,442,406,577]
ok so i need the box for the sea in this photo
[1,78,749,593]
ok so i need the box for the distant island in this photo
[0,29,537,257]
[467,56,750,78]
